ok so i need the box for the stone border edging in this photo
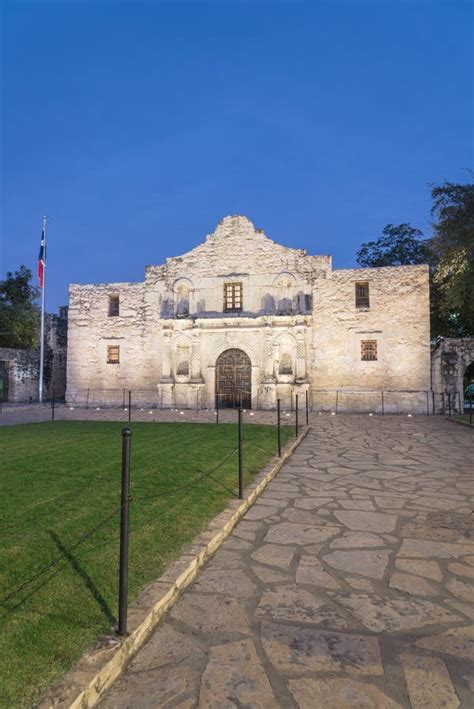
[37,427,308,709]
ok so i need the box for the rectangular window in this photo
[355,281,370,308]
[224,282,243,312]
[108,295,120,317]
[107,345,120,364]
[361,340,377,361]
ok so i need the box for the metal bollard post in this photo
[118,427,132,636]
[51,396,55,421]
[277,398,281,457]
[295,394,299,437]
[305,390,309,426]
[128,390,131,423]
[215,393,219,424]
[238,407,243,499]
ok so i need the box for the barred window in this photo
[107,345,120,364]
[224,282,243,311]
[355,281,370,308]
[361,340,377,361]
[108,295,120,317]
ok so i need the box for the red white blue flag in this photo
[38,228,46,288]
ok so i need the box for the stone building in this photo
[66,216,431,412]
[431,337,474,412]
[0,309,68,402]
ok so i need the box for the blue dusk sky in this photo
[1,0,472,312]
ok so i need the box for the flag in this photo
[38,229,46,288]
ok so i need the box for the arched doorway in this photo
[463,361,474,412]
[216,348,251,409]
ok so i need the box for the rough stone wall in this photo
[431,337,474,412]
[311,265,431,405]
[0,311,68,402]
[66,216,431,412]
[0,347,40,402]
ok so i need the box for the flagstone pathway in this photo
[100,415,474,708]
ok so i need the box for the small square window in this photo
[224,283,243,312]
[361,340,377,361]
[108,295,120,317]
[107,345,120,364]
[355,282,370,308]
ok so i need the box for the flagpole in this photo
[39,215,47,403]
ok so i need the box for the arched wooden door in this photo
[216,348,251,409]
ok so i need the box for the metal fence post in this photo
[457,391,462,415]
[86,388,90,409]
[470,393,472,426]
[215,393,219,424]
[118,427,132,636]
[295,394,299,437]
[122,388,126,410]
[335,390,339,415]
[305,390,309,425]
[432,390,435,415]
[425,390,429,415]
[51,395,55,421]
[277,398,281,456]
[448,393,452,418]
[128,390,132,423]
[381,391,384,416]
[238,407,243,499]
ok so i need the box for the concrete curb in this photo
[37,427,308,709]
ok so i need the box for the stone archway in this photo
[216,348,251,408]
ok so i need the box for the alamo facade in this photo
[66,215,431,413]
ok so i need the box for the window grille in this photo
[361,340,377,361]
[355,282,370,308]
[108,295,120,317]
[224,283,243,311]
[107,345,120,364]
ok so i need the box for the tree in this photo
[429,180,474,336]
[356,223,429,267]
[0,266,40,348]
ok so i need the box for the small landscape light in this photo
[180,411,184,415]
[331,412,335,416]
[70,407,74,410]
[149,411,153,414]
[407,414,412,417]
[96,407,100,410]
[369,413,373,416]
[250,412,255,416]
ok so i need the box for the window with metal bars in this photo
[223,282,243,312]
[361,340,377,361]
[107,345,120,364]
[355,281,370,308]
[108,295,120,317]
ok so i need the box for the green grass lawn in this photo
[0,420,293,708]
[454,414,473,425]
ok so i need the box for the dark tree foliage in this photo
[0,266,39,348]
[356,223,430,267]
[429,180,474,336]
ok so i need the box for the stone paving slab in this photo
[92,415,472,707]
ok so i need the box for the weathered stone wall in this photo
[66,216,431,413]
[0,311,68,402]
[431,337,474,412]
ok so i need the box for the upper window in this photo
[224,282,243,312]
[108,295,120,317]
[355,282,370,308]
[107,345,120,364]
[361,340,377,361]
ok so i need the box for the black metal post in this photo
[425,390,429,415]
[305,390,309,426]
[51,396,55,421]
[295,394,299,437]
[335,390,339,415]
[118,427,132,636]
[432,390,435,415]
[122,388,126,410]
[277,398,281,457]
[238,407,243,499]
[128,390,132,423]
[457,391,462,416]
[215,393,219,424]
[86,388,90,409]
[448,393,452,418]
[381,391,384,416]
[470,393,472,426]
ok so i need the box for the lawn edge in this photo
[37,426,308,709]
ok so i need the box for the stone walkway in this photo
[101,417,473,705]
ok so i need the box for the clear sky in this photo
[1,0,472,311]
